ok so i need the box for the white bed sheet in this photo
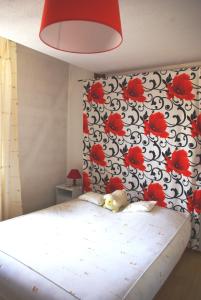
[0,199,191,300]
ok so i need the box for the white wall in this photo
[17,45,68,213]
[66,64,93,179]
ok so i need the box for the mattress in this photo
[0,199,191,300]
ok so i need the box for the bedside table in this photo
[56,184,83,204]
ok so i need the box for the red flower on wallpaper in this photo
[165,149,191,177]
[144,112,169,138]
[187,190,201,214]
[104,113,125,136]
[191,114,201,137]
[83,113,89,135]
[124,146,146,171]
[144,183,166,207]
[123,78,146,102]
[87,82,105,104]
[90,144,107,167]
[83,171,91,192]
[106,177,124,193]
[167,73,194,101]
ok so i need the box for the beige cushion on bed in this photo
[123,201,157,212]
[78,192,105,206]
[103,190,128,212]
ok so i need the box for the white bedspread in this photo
[0,200,191,300]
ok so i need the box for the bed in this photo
[0,199,191,300]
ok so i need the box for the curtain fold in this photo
[0,37,22,220]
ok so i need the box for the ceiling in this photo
[0,0,201,73]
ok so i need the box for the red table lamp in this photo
[67,169,81,186]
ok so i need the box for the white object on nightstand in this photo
[56,184,82,204]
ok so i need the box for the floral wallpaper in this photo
[82,67,201,250]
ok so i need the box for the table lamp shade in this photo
[39,0,122,53]
[67,169,81,185]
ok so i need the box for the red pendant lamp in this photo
[39,0,122,54]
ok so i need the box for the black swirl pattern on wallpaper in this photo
[82,67,201,250]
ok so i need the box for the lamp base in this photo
[72,179,76,186]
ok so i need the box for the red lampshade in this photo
[39,0,122,54]
[67,169,82,180]
[67,169,81,186]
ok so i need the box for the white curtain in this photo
[0,37,22,220]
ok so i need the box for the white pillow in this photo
[78,192,104,206]
[123,201,157,212]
